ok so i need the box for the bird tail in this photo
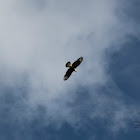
[66,61,72,67]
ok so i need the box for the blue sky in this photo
[0,0,140,140]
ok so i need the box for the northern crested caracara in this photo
[64,57,83,80]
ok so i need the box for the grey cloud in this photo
[0,0,139,135]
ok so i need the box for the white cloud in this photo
[0,0,139,133]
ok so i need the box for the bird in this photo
[64,57,83,80]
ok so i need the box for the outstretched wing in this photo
[64,68,74,80]
[72,57,83,68]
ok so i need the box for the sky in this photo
[0,0,140,140]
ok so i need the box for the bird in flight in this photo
[64,57,83,80]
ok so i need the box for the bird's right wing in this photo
[64,68,73,80]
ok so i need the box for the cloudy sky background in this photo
[0,0,140,139]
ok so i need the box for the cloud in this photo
[0,0,139,136]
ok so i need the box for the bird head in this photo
[66,62,72,67]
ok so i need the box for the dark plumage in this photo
[64,57,83,80]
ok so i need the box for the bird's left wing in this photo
[72,57,83,68]
[64,67,73,80]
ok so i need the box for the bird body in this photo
[64,57,83,80]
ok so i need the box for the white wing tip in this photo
[64,76,68,80]
[79,57,83,62]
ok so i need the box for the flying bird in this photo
[64,57,83,80]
